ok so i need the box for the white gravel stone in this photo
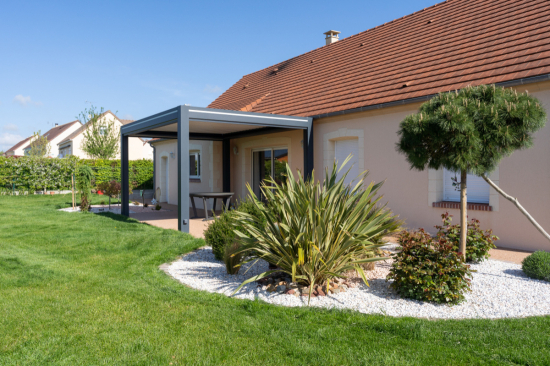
[166,246,550,319]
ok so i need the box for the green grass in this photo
[1,194,549,365]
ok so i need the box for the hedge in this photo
[0,156,153,192]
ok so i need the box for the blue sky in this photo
[0,0,438,151]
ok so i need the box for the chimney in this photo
[324,30,341,45]
[55,123,59,127]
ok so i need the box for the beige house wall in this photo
[313,80,550,251]
[152,139,223,208]
[152,130,304,207]
[229,130,304,201]
[149,81,550,251]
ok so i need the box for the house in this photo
[3,136,33,157]
[21,120,82,157]
[58,110,153,160]
[129,0,550,251]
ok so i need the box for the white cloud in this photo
[204,85,222,94]
[0,132,24,151]
[3,124,18,132]
[122,114,133,120]
[13,94,42,107]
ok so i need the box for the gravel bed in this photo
[166,246,550,319]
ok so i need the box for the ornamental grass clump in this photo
[231,157,399,302]
[387,229,473,304]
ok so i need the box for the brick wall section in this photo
[432,201,492,211]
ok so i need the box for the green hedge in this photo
[0,156,153,191]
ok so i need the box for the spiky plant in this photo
[231,157,399,302]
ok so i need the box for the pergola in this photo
[120,105,313,233]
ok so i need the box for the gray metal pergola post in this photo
[120,105,313,234]
[121,135,129,216]
[177,106,190,232]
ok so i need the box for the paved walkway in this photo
[130,202,220,238]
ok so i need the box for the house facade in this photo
[3,136,32,157]
[22,120,82,157]
[145,0,550,251]
[58,111,153,160]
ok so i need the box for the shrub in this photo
[436,213,498,262]
[387,229,473,304]
[522,251,550,282]
[205,198,267,261]
[206,211,237,261]
[155,204,161,211]
[231,158,398,301]
[76,165,94,211]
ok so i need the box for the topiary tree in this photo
[398,84,548,258]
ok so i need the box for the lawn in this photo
[1,194,549,365]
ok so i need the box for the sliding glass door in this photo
[252,148,288,199]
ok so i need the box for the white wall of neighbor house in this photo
[313,80,550,252]
[151,139,222,209]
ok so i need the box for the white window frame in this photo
[189,150,201,179]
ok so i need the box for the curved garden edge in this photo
[160,246,550,320]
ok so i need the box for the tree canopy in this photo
[397,84,546,175]
[79,106,120,160]
[28,131,51,158]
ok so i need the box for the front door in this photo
[252,148,288,199]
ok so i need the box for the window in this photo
[252,148,289,199]
[189,151,200,178]
[443,169,490,204]
[99,126,107,136]
[334,139,359,185]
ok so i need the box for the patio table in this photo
[190,192,234,220]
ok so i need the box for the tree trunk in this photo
[459,170,467,261]
[482,174,550,243]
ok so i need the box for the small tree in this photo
[78,106,120,159]
[76,165,94,211]
[28,131,51,157]
[397,85,547,258]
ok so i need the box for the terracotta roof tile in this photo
[209,0,550,117]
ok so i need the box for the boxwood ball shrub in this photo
[387,229,473,304]
[205,198,266,261]
[436,212,498,263]
[522,251,550,282]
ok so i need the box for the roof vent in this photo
[324,30,341,45]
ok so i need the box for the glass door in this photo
[252,148,288,200]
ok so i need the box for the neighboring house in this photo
[3,136,33,157]
[22,120,82,157]
[58,110,153,160]
[143,0,550,251]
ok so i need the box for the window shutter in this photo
[334,139,359,185]
[443,169,490,204]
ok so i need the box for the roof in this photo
[58,111,135,145]
[39,120,81,144]
[5,136,32,153]
[208,0,550,117]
